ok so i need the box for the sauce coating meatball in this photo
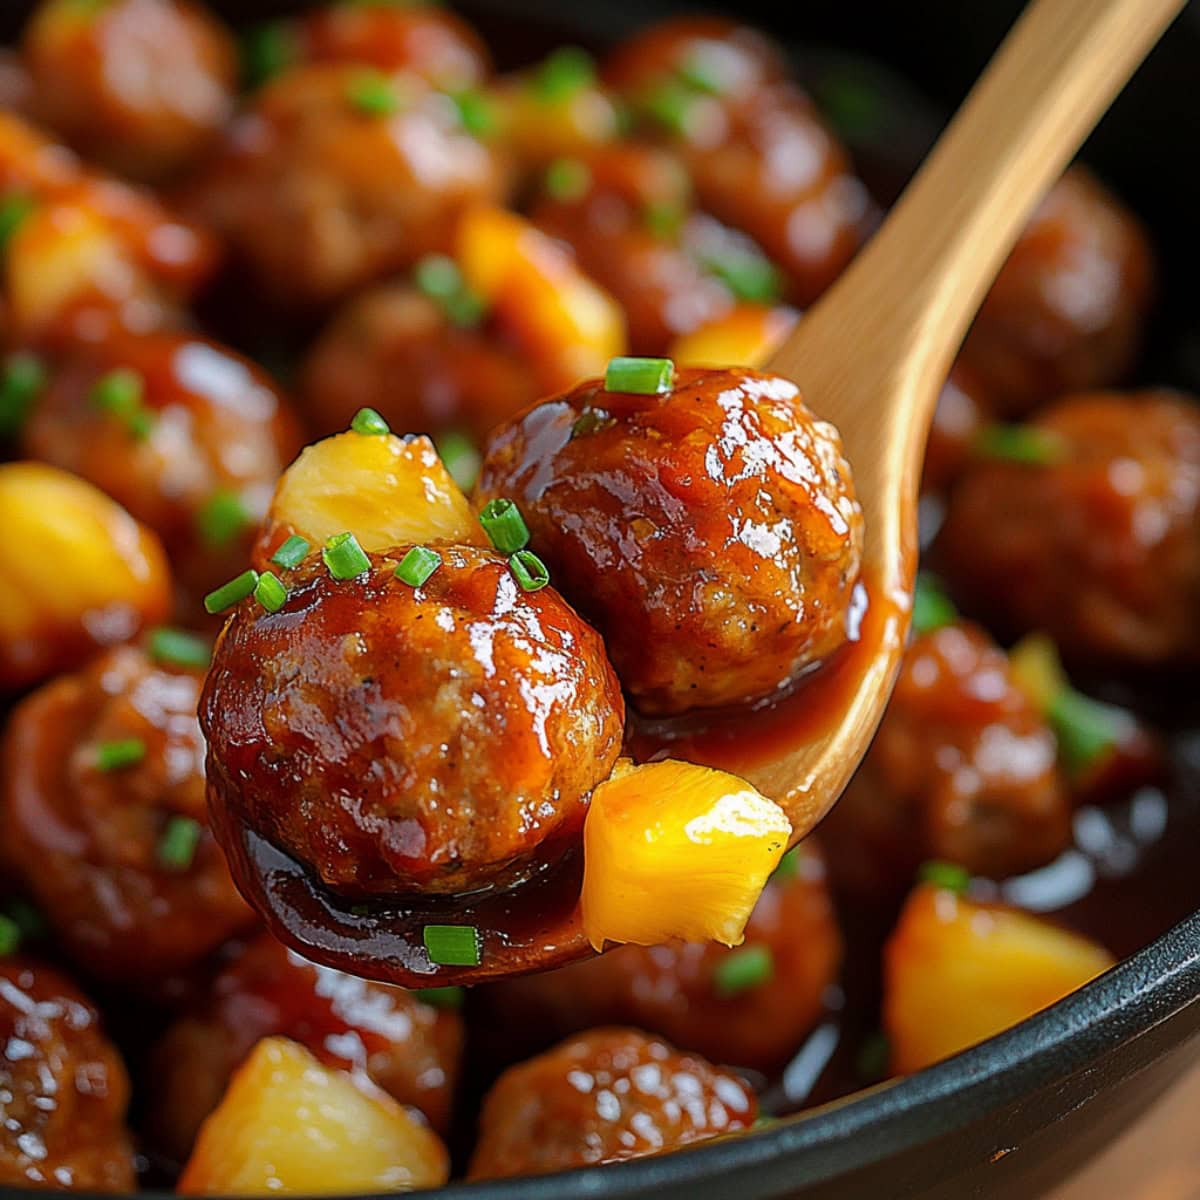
[937,392,1200,665]
[187,63,509,308]
[0,959,135,1191]
[477,366,863,714]
[201,545,625,896]
[22,0,237,183]
[483,841,841,1071]
[0,645,254,983]
[469,1027,756,1179]
[821,621,1070,898]
[149,932,463,1161]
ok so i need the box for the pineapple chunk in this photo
[669,304,798,370]
[177,1037,449,1196]
[259,430,484,563]
[581,759,792,952]
[1008,631,1067,713]
[884,884,1115,1075]
[493,77,619,168]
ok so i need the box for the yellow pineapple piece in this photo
[669,304,798,369]
[1008,631,1067,714]
[884,884,1115,1076]
[581,759,792,952]
[177,1037,449,1196]
[493,76,619,168]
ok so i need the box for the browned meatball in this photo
[483,841,841,1071]
[937,392,1200,665]
[821,621,1071,899]
[0,959,135,1191]
[148,932,463,1161]
[961,169,1154,415]
[22,0,237,183]
[21,329,301,605]
[604,18,870,306]
[300,282,537,442]
[469,1027,756,1179]
[477,366,863,714]
[187,63,509,309]
[0,645,254,983]
[201,545,625,896]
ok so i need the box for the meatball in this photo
[149,932,463,1161]
[604,18,870,306]
[821,621,1070,899]
[187,63,509,308]
[300,282,537,442]
[21,329,301,604]
[22,0,237,182]
[922,363,991,495]
[477,366,863,714]
[0,645,254,983]
[961,169,1154,415]
[0,959,135,1191]
[936,392,1200,665]
[201,545,624,896]
[483,841,841,1071]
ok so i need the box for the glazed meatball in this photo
[187,63,509,308]
[201,545,624,896]
[0,959,135,1191]
[0,645,254,983]
[300,282,537,442]
[469,1027,756,1179]
[21,329,301,604]
[820,621,1070,898]
[937,392,1200,665]
[149,932,463,1161]
[477,366,863,714]
[483,841,841,1071]
[22,0,237,183]
[604,18,870,306]
[961,169,1154,415]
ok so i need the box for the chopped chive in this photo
[0,352,46,438]
[147,627,210,671]
[451,88,496,138]
[529,46,595,103]
[570,407,615,439]
[395,545,442,587]
[240,21,299,89]
[323,531,371,580]
[713,944,774,997]
[769,846,799,883]
[641,80,699,137]
[1048,689,1131,778]
[415,985,465,1010]
[350,406,390,436]
[271,534,311,571]
[204,568,260,614]
[701,251,782,304]
[433,430,481,491]
[604,356,673,395]
[3,899,45,943]
[677,45,732,96]
[478,498,530,553]
[95,738,146,772]
[90,367,154,440]
[911,571,957,637]
[346,69,400,116]
[196,488,251,549]
[855,1031,891,1083]
[413,254,485,328]
[423,924,480,966]
[643,201,684,239]
[917,860,970,894]
[974,424,1068,466]
[509,549,549,592]
[0,194,35,251]
[254,570,288,613]
[0,915,18,957]
[157,815,202,872]
[544,157,591,202]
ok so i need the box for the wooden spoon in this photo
[243,0,1186,987]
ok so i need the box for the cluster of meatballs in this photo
[1,0,1197,1193]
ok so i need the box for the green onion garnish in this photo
[701,250,782,304]
[433,430,481,491]
[271,534,311,570]
[974,424,1068,466]
[147,627,210,671]
[415,985,465,1010]
[350,406,390,436]
[346,69,401,116]
[570,407,615,439]
[0,352,46,438]
[855,1031,891,1083]
[90,367,154,440]
[643,201,684,239]
[1048,689,1130,778]
[0,194,35,252]
[509,548,549,592]
[0,914,18,957]
[3,899,45,944]
[158,815,202,872]
[713,944,774,997]
[95,738,147,772]
[240,21,299,89]
[604,356,673,395]
[641,80,699,137]
[677,46,732,96]
[204,568,260,614]
[196,488,251,549]
[254,570,288,613]
[769,846,799,883]
[911,571,957,637]
[413,254,486,328]
[423,924,480,966]
[917,860,971,894]
[451,88,496,138]
[478,498,530,553]
[530,46,595,103]
[395,545,442,587]
[323,531,371,580]
[544,157,591,202]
